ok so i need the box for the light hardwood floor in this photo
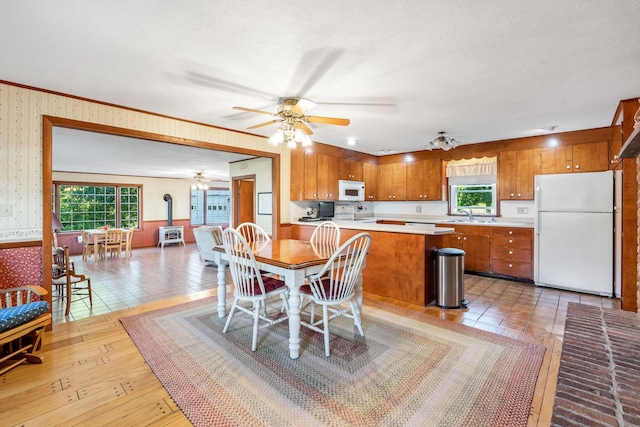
[1,244,619,426]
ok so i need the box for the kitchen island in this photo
[290,221,454,306]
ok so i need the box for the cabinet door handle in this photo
[517,193,522,197]
[509,231,513,235]
[508,264,513,268]
[509,239,513,243]
[566,165,571,169]
[575,165,580,169]
[509,250,513,255]
[510,193,514,197]
[419,195,423,198]
[463,237,467,241]
[392,196,396,199]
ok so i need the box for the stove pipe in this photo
[163,194,173,226]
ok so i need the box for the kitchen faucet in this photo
[461,208,474,221]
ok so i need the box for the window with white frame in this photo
[446,157,497,216]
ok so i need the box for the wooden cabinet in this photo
[303,152,318,200]
[540,141,609,174]
[491,227,533,279]
[317,154,340,200]
[498,149,535,200]
[341,159,363,181]
[442,225,491,273]
[378,162,407,201]
[407,159,443,201]
[363,162,378,201]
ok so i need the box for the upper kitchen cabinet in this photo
[341,159,363,181]
[363,162,378,201]
[316,153,340,200]
[539,141,609,174]
[498,149,535,200]
[378,162,407,200]
[407,159,443,201]
[303,151,319,199]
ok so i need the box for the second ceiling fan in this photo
[233,97,350,147]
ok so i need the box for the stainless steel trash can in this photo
[436,248,468,309]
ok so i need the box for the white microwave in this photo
[338,180,365,201]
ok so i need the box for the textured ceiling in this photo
[2,0,640,179]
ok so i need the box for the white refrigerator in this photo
[534,170,614,296]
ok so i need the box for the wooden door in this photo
[573,141,609,172]
[317,154,339,200]
[341,159,363,181]
[391,163,407,200]
[363,162,378,201]
[515,149,535,199]
[303,152,318,200]
[463,234,491,272]
[406,161,424,200]
[498,150,517,200]
[233,177,255,227]
[422,158,442,200]
[378,163,394,200]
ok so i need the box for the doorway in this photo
[233,175,255,226]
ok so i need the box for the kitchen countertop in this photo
[291,220,455,235]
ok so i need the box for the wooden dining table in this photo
[212,239,363,359]
[84,228,133,261]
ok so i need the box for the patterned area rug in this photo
[120,297,545,427]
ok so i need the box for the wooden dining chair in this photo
[221,228,289,352]
[80,230,96,261]
[99,229,123,259]
[236,222,271,243]
[52,246,92,316]
[300,232,372,357]
[310,221,341,246]
[121,229,134,257]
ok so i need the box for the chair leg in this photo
[87,278,93,309]
[309,301,316,324]
[323,305,330,357]
[280,293,290,314]
[65,281,71,316]
[350,300,365,336]
[223,299,238,333]
[252,301,260,352]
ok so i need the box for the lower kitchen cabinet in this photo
[491,227,533,279]
[442,225,491,273]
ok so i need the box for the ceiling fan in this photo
[233,97,350,147]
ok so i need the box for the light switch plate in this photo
[0,204,13,217]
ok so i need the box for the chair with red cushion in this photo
[221,228,289,351]
[301,232,372,357]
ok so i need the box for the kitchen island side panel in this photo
[299,225,440,306]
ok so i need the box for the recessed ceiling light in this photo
[380,149,391,154]
[541,126,558,132]
[347,138,356,146]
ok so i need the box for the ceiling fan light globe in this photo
[286,140,297,149]
[301,134,312,147]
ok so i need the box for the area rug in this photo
[551,303,640,427]
[120,297,546,427]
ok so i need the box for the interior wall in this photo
[0,82,291,243]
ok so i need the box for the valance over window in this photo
[446,157,497,177]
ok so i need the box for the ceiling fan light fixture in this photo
[268,128,284,145]
[347,138,356,146]
[426,131,459,151]
[191,173,208,190]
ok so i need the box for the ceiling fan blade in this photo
[247,120,281,129]
[232,106,275,116]
[291,98,317,115]
[306,115,350,126]
[294,121,314,135]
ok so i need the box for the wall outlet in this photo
[416,206,422,213]
[517,207,529,214]
[0,203,13,217]
[77,236,83,243]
